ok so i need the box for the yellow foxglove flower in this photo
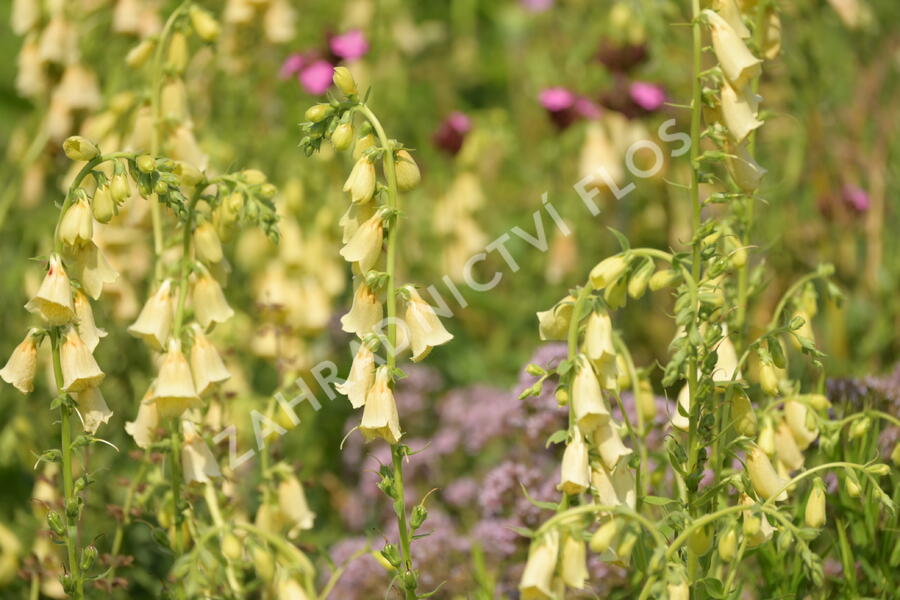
[584,310,616,369]
[25,255,75,325]
[589,519,619,554]
[668,579,690,600]
[342,157,376,204]
[277,475,316,535]
[126,386,159,449]
[359,366,402,444]
[339,212,383,272]
[336,342,375,409]
[73,290,106,353]
[713,0,751,38]
[277,578,311,600]
[560,531,588,590]
[340,281,383,336]
[672,384,690,431]
[712,331,740,383]
[60,327,104,392]
[536,296,574,341]
[128,280,174,351]
[720,81,762,143]
[727,140,767,192]
[558,428,591,495]
[804,478,826,528]
[704,10,762,87]
[395,150,421,191]
[593,421,633,470]
[181,421,221,484]
[189,6,220,42]
[192,270,235,329]
[591,462,635,509]
[74,387,112,434]
[91,185,115,223]
[0,329,39,393]
[774,420,804,471]
[740,493,774,547]
[194,221,223,264]
[758,416,776,455]
[353,133,377,161]
[572,356,610,432]
[589,255,629,290]
[404,286,453,362]
[746,444,788,501]
[189,326,230,396]
[519,529,559,600]
[58,197,93,248]
[339,202,376,244]
[63,242,118,300]
[784,399,818,449]
[718,527,737,561]
[150,341,200,419]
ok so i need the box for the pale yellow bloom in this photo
[558,428,591,495]
[128,279,174,351]
[359,366,402,444]
[571,356,610,432]
[277,578,311,600]
[727,140,767,192]
[0,329,39,393]
[593,421,633,470]
[74,387,112,434]
[25,255,75,325]
[536,296,574,341]
[277,475,316,535]
[335,342,375,409]
[126,386,159,449]
[559,531,588,590]
[671,383,691,431]
[584,310,616,369]
[704,9,762,87]
[395,150,421,191]
[804,479,826,528]
[404,286,453,362]
[181,421,221,484]
[192,271,234,329]
[150,341,200,419]
[194,221,223,264]
[740,493,774,547]
[519,529,559,600]
[774,420,804,471]
[720,81,762,143]
[589,256,629,290]
[343,157,376,204]
[60,327,104,392]
[58,197,93,248]
[746,444,788,501]
[339,212,383,272]
[63,242,119,300]
[784,399,818,449]
[190,326,230,396]
[340,282,383,336]
[73,290,106,353]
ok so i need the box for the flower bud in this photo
[136,154,156,173]
[718,527,737,561]
[354,133,377,160]
[687,525,713,556]
[175,161,204,187]
[891,442,900,466]
[0,329,39,393]
[331,122,354,151]
[627,259,654,299]
[746,444,788,501]
[731,389,757,437]
[804,479,826,529]
[47,511,65,536]
[222,534,242,561]
[111,170,130,204]
[590,255,629,290]
[305,103,332,123]
[166,31,189,74]
[126,38,156,68]
[603,276,627,310]
[333,66,358,96]
[616,531,638,560]
[849,417,870,440]
[80,545,97,571]
[536,296,574,341]
[758,362,780,395]
[774,420,804,472]
[194,221,223,264]
[845,474,861,498]
[589,519,619,553]
[784,399,818,449]
[251,545,274,581]
[411,504,428,530]
[63,136,99,161]
[381,544,402,568]
[91,185,116,223]
[867,463,890,477]
[668,579,689,600]
[649,269,679,291]
[189,6,220,42]
[395,150,421,191]
[343,156,377,204]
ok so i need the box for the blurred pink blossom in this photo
[280,53,305,79]
[521,0,555,12]
[841,184,870,212]
[330,30,369,60]
[629,81,666,111]
[299,60,334,95]
[574,97,602,119]
[539,87,576,112]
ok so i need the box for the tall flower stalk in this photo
[299,67,452,599]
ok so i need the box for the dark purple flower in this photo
[330,30,369,61]
[629,81,666,111]
[299,60,334,95]
[596,39,648,73]
[841,184,870,213]
[432,111,472,155]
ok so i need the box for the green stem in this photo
[109,458,149,578]
[203,483,242,596]
[612,334,649,508]
[169,422,185,600]
[51,331,83,599]
[173,190,202,337]
[357,103,416,600]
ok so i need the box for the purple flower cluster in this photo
[827,363,900,458]
[280,30,369,95]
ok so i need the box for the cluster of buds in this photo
[300,67,452,443]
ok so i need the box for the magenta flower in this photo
[521,0,555,12]
[433,111,472,155]
[280,53,306,80]
[841,184,870,212]
[299,60,334,95]
[330,30,369,61]
[539,87,576,112]
[574,97,602,119]
[629,81,666,111]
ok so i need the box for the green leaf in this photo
[545,429,568,448]
[607,227,630,251]
[642,495,677,506]
[697,577,726,599]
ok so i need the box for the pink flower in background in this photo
[574,97,602,119]
[841,184,870,212]
[629,81,666,111]
[433,111,472,155]
[299,60,334,95]
[280,53,306,79]
[539,87,576,112]
[521,0,555,12]
[447,111,472,134]
[330,30,369,61]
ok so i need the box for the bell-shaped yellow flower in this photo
[181,420,221,484]
[335,341,375,409]
[558,427,591,495]
[128,279,174,351]
[74,386,112,434]
[339,212,383,272]
[571,355,610,433]
[746,444,788,501]
[25,255,75,325]
[150,340,200,419]
[189,326,230,396]
[73,290,106,352]
[340,281,382,336]
[359,365,402,444]
[60,326,104,392]
[342,156,376,204]
[404,286,453,362]
[0,329,40,393]
[192,270,234,329]
[519,528,559,600]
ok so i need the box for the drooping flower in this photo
[126,386,160,449]
[593,420,633,470]
[536,296,574,341]
[189,326,230,396]
[63,241,119,300]
[519,528,559,599]
[336,341,375,409]
[571,355,610,432]
[342,157,376,204]
[720,81,762,143]
[359,365,402,444]
[0,329,40,393]
[73,290,106,353]
[74,387,112,434]
[192,270,235,329]
[560,530,588,589]
[584,310,616,369]
[339,212,383,272]
[773,420,804,471]
[25,255,75,325]
[804,478,827,528]
[704,9,762,88]
[150,340,200,419]
[329,30,369,61]
[746,444,788,501]
[404,286,453,362]
[128,279,174,351]
[783,399,818,449]
[59,327,105,392]
[559,427,591,495]
[277,475,316,535]
[341,281,383,336]
[181,420,221,484]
